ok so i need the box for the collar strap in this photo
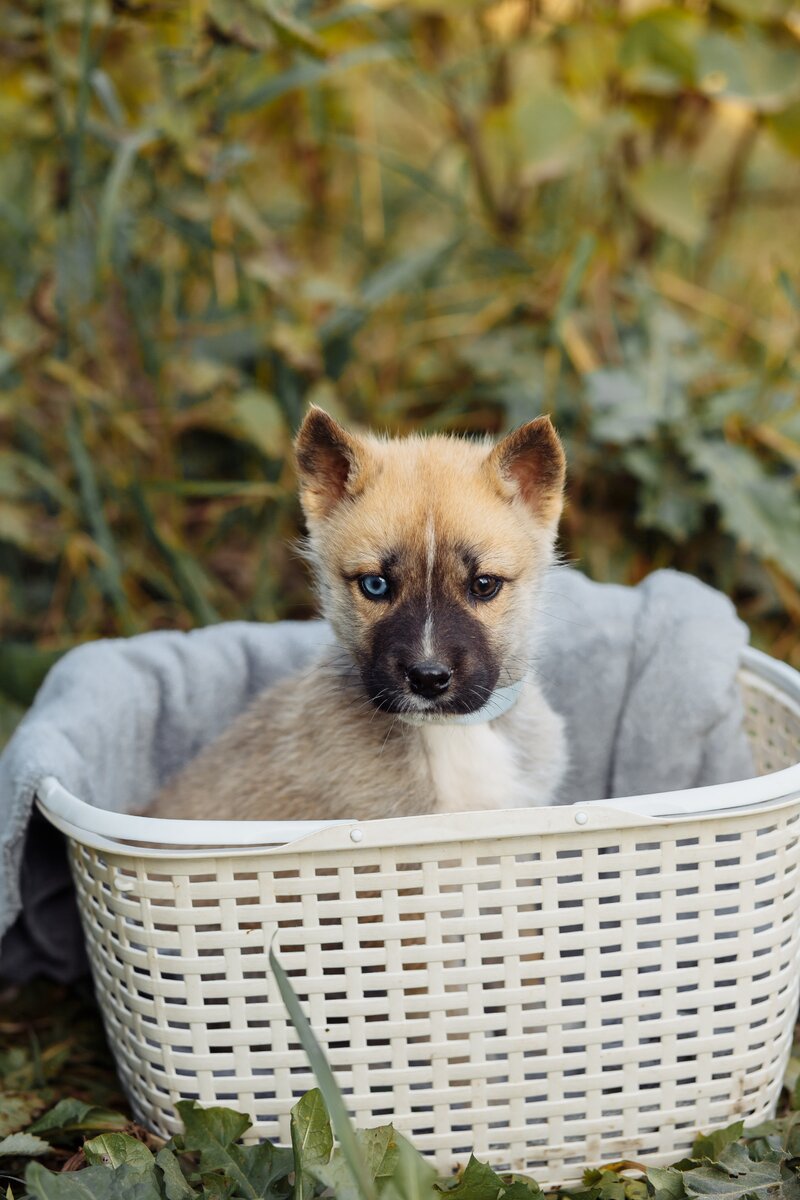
[396,680,523,727]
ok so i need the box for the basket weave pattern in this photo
[67,664,800,1184]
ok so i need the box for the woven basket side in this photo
[67,660,800,1186]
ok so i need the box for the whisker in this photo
[379,713,401,757]
[467,687,505,718]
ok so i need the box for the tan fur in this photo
[148,410,568,822]
[147,648,565,821]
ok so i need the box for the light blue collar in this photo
[397,680,523,727]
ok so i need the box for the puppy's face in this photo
[295,408,565,720]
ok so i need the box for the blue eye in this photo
[359,574,389,600]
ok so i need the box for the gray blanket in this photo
[0,568,754,982]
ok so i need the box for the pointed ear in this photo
[294,406,365,520]
[486,416,566,527]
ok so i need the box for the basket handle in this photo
[586,770,800,816]
[36,776,351,847]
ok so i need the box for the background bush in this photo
[2,0,800,741]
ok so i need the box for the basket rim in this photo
[36,645,800,859]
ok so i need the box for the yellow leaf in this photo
[625,162,710,245]
[233,389,289,457]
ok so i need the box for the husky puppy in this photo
[148,408,567,822]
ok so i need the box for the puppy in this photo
[148,408,567,822]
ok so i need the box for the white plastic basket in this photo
[38,646,800,1186]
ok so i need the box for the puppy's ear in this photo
[486,416,566,527]
[295,407,366,520]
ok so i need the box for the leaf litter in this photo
[2,982,800,1200]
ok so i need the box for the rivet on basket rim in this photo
[574,810,589,825]
[350,828,364,843]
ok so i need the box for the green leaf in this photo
[312,1153,370,1200]
[176,1100,252,1152]
[435,1154,507,1198]
[356,1127,399,1189]
[233,390,289,458]
[269,943,376,1200]
[0,1131,51,1157]
[500,1183,546,1200]
[29,1100,130,1138]
[626,162,708,245]
[156,1147,199,1199]
[24,1160,163,1199]
[513,88,585,172]
[768,101,800,158]
[292,1089,333,1200]
[0,1091,49,1138]
[619,10,699,93]
[696,29,800,112]
[683,1151,783,1200]
[686,440,800,583]
[234,1141,294,1198]
[176,1100,291,1199]
[0,643,65,707]
[198,1177,238,1200]
[748,1108,800,1156]
[29,1098,91,1134]
[585,369,659,442]
[312,1128,399,1200]
[778,1162,800,1200]
[84,1133,155,1173]
[379,1134,437,1200]
[648,1166,688,1200]
[597,1174,627,1200]
[586,305,702,445]
[624,449,705,542]
[693,1123,746,1163]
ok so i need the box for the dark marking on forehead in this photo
[364,536,486,599]
[380,549,400,576]
[371,541,428,588]
[456,542,481,575]
[388,535,477,568]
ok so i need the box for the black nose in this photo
[406,660,452,698]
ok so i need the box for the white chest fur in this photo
[419,722,529,813]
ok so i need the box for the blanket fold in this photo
[0,569,754,982]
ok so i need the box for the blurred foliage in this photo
[0,980,126,1144]
[1,0,800,737]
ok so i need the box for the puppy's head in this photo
[295,407,565,720]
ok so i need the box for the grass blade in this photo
[130,485,220,627]
[222,44,395,115]
[66,408,139,635]
[97,130,156,268]
[269,941,377,1200]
